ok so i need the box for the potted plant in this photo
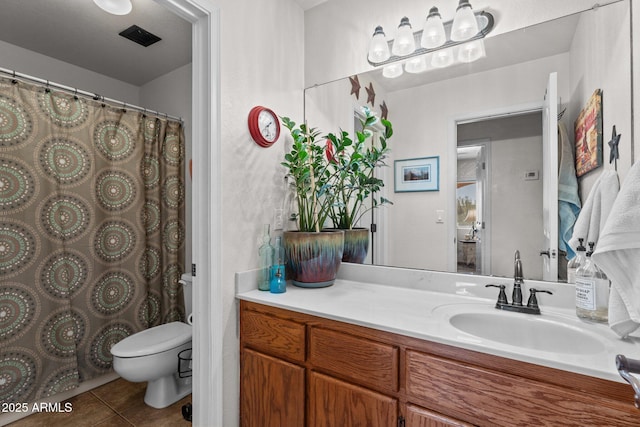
[325,107,393,263]
[280,117,344,288]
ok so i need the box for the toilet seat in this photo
[111,322,192,358]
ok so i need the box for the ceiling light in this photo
[457,39,486,63]
[431,48,454,68]
[366,1,494,78]
[368,26,391,63]
[392,17,416,57]
[405,56,428,74]
[451,0,479,42]
[421,7,446,49]
[93,0,133,15]
[383,63,403,79]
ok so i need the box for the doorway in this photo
[450,106,546,280]
[154,1,221,425]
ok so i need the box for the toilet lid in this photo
[110,322,192,358]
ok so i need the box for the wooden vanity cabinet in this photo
[239,300,639,427]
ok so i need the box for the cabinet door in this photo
[404,403,473,427]
[240,348,305,427]
[309,371,397,427]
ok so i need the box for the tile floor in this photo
[8,378,192,427]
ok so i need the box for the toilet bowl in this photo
[111,274,193,409]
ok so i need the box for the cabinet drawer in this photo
[406,350,639,426]
[241,309,306,363]
[309,326,399,393]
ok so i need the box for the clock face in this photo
[248,106,280,147]
[258,109,278,142]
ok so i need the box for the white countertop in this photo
[235,263,640,384]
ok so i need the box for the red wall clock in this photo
[248,106,280,147]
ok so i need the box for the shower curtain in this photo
[0,76,185,403]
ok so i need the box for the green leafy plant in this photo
[325,107,393,229]
[280,117,337,232]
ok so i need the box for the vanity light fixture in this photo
[93,0,133,15]
[367,1,494,78]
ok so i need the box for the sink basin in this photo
[445,308,606,354]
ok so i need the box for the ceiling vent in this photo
[119,25,161,47]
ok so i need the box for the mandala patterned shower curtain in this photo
[0,76,185,403]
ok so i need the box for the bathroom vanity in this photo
[236,264,640,426]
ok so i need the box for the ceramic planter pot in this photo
[324,228,369,263]
[283,230,344,288]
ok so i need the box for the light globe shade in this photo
[382,63,403,79]
[368,26,391,63]
[392,17,416,56]
[451,0,479,42]
[421,7,446,49]
[93,0,132,15]
[405,56,428,74]
[458,39,486,63]
[431,48,454,68]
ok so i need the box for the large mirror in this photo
[304,0,632,282]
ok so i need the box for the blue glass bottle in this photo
[271,235,285,280]
[257,224,273,291]
[270,265,286,294]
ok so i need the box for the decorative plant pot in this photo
[325,228,369,264]
[283,230,344,288]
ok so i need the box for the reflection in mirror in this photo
[304,0,632,283]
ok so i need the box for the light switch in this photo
[436,210,444,224]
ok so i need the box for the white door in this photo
[475,145,489,275]
[541,72,559,281]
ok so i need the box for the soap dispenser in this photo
[575,242,609,322]
[567,238,586,284]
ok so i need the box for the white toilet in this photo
[111,273,193,408]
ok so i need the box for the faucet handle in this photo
[486,284,508,305]
[527,288,553,309]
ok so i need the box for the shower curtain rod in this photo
[0,66,183,124]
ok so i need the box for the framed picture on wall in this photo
[394,156,439,192]
[574,89,603,177]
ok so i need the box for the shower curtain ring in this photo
[122,102,127,113]
[45,80,50,93]
[74,89,78,100]
[142,108,147,118]
[11,71,17,85]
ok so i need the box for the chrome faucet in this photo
[485,250,553,315]
[513,250,524,306]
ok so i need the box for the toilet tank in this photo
[180,273,193,321]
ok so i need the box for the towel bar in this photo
[616,354,640,408]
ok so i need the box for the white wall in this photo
[568,1,632,198]
[0,39,141,104]
[217,0,304,425]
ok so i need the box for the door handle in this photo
[539,249,556,259]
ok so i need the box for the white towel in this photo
[568,169,619,252]
[593,162,640,337]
